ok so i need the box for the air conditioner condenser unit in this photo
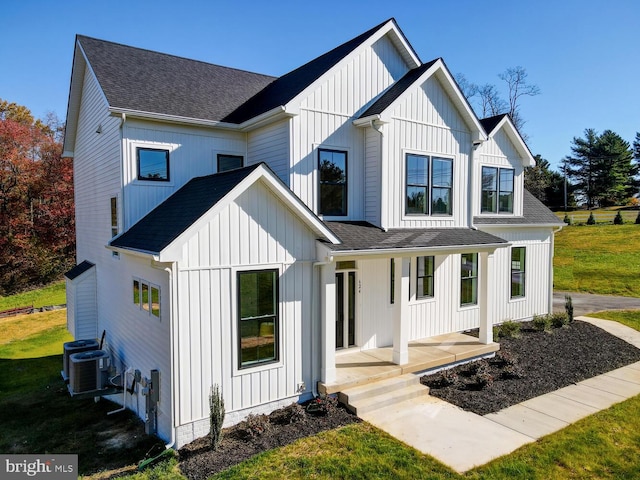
[62,339,99,381]
[68,350,110,395]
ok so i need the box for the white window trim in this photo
[132,277,161,320]
[401,148,456,222]
[214,150,245,173]
[231,264,284,377]
[458,253,480,310]
[479,164,516,216]
[129,141,177,187]
[313,143,351,219]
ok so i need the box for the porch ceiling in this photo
[319,332,500,395]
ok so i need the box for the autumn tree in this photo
[0,99,74,295]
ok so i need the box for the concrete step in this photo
[339,375,430,415]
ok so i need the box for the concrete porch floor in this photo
[319,332,499,395]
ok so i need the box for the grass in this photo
[0,280,66,311]
[0,310,165,476]
[553,224,640,296]
[585,310,640,331]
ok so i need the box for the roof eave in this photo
[327,242,508,258]
[106,244,160,260]
[486,115,535,167]
[108,107,240,130]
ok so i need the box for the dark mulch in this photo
[179,400,359,480]
[421,320,640,415]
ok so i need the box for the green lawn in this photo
[0,280,66,310]
[556,208,639,224]
[586,310,640,331]
[554,224,640,296]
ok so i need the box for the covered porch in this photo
[319,331,499,395]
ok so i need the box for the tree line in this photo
[0,99,75,296]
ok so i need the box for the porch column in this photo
[392,257,411,364]
[320,262,336,384]
[478,251,494,344]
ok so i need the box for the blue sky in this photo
[2,0,638,169]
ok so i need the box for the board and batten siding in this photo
[122,120,246,229]
[364,128,382,226]
[383,75,472,229]
[174,181,318,427]
[475,129,525,217]
[358,258,394,349]
[66,269,98,340]
[290,34,410,218]
[483,228,553,321]
[246,119,290,185]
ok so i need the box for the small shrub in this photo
[613,211,624,225]
[565,294,574,323]
[269,403,306,425]
[635,211,640,224]
[563,214,572,225]
[532,314,552,332]
[238,414,271,439]
[501,363,525,379]
[306,394,339,416]
[469,363,494,390]
[551,312,570,328]
[491,350,518,367]
[209,384,225,450]
[497,320,521,338]
[587,212,596,225]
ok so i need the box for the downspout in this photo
[163,263,178,450]
[119,113,127,229]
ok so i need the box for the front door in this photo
[335,271,356,349]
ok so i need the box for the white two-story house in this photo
[63,18,563,447]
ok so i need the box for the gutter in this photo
[106,244,160,261]
[327,242,508,259]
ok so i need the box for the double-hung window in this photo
[110,197,118,237]
[137,147,170,181]
[460,253,478,306]
[237,269,279,369]
[481,167,514,213]
[405,154,453,216]
[318,149,347,216]
[416,256,434,299]
[511,247,526,298]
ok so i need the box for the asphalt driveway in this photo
[553,291,640,316]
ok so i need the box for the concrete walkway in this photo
[359,316,640,473]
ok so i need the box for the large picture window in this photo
[405,154,453,216]
[416,256,434,299]
[481,166,514,213]
[237,269,279,369]
[318,149,347,216]
[137,147,170,181]
[460,253,478,306]
[511,247,526,298]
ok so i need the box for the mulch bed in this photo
[421,320,640,415]
[179,400,359,480]
[178,319,640,478]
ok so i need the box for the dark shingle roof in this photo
[111,164,262,253]
[77,35,276,122]
[479,114,507,135]
[358,59,439,118]
[324,221,507,252]
[65,260,95,280]
[473,190,564,226]
[223,19,394,123]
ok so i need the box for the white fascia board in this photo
[62,42,89,156]
[238,106,291,131]
[159,165,340,262]
[108,107,239,130]
[106,244,160,261]
[487,116,535,167]
[476,223,563,229]
[327,242,508,260]
[284,20,419,115]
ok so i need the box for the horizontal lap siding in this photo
[176,182,317,425]
[247,120,290,185]
[123,122,246,229]
[385,76,471,228]
[292,35,410,217]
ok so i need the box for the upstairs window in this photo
[218,154,243,172]
[137,147,169,181]
[318,149,347,216]
[133,278,160,318]
[405,154,453,216]
[110,197,118,237]
[481,166,514,213]
[511,247,526,298]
